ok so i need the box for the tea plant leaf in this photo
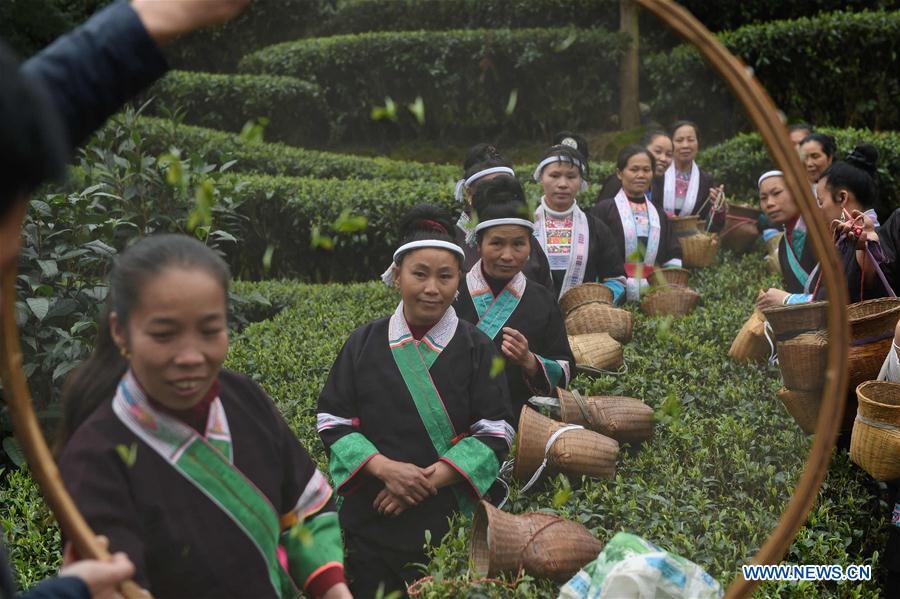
[115,443,138,468]
[2,437,25,468]
[505,88,518,116]
[25,298,50,321]
[489,356,506,378]
[407,96,426,126]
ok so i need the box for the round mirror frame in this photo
[0,1,851,597]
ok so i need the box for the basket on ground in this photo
[557,388,654,444]
[776,331,829,392]
[469,500,603,581]
[648,267,690,288]
[559,283,614,316]
[568,333,623,375]
[679,232,718,268]
[640,285,700,317]
[850,381,900,481]
[513,406,618,484]
[565,302,633,343]
[669,215,701,236]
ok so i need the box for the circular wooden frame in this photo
[632,1,849,596]
[0,1,850,597]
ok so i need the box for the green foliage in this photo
[698,127,900,214]
[0,469,62,590]
[644,10,900,142]
[0,0,111,58]
[145,72,331,146]
[237,27,629,144]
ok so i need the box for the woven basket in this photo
[670,215,701,236]
[721,203,761,254]
[777,331,829,392]
[729,309,771,363]
[850,381,900,481]
[513,406,618,484]
[776,387,820,435]
[559,283,614,316]
[679,232,718,268]
[469,500,603,581]
[568,333,623,374]
[557,388,654,444]
[565,302,633,344]
[640,286,700,318]
[762,301,828,340]
[848,337,893,393]
[648,267,690,288]
[847,298,900,343]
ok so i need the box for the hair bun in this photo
[471,175,525,217]
[399,204,455,239]
[845,144,879,175]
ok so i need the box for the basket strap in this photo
[850,331,894,347]
[763,320,778,366]
[855,413,900,432]
[866,241,896,298]
[519,425,584,494]
[570,389,594,428]
[583,362,629,377]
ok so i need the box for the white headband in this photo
[474,218,535,233]
[454,166,516,202]
[381,239,466,286]
[532,155,585,182]
[758,170,784,189]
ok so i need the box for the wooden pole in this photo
[619,0,641,129]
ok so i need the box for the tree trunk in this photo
[619,0,640,129]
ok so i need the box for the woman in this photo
[532,144,627,303]
[592,146,683,301]
[596,130,673,205]
[799,132,836,186]
[663,121,726,228]
[455,176,574,416]
[453,143,554,289]
[318,205,512,596]
[57,235,349,599]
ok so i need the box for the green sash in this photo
[466,261,525,340]
[784,226,810,288]
[113,372,294,598]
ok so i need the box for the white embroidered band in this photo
[454,167,516,202]
[532,155,585,182]
[474,217,535,233]
[758,170,784,189]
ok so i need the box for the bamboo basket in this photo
[565,302,633,344]
[559,283,614,316]
[762,301,828,340]
[850,381,900,481]
[557,388,654,444]
[777,331,829,392]
[776,387,820,435]
[648,267,690,288]
[469,500,603,581]
[568,333,623,374]
[847,337,893,393]
[847,297,900,343]
[729,309,771,363]
[721,203,762,254]
[640,285,700,317]
[513,406,618,484]
[679,232,718,268]
[670,215,701,236]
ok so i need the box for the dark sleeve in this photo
[58,433,149,588]
[18,577,89,599]
[659,212,683,264]
[696,169,726,232]
[316,330,380,495]
[596,173,622,203]
[21,0,169,150]
[529,290,576,392]
[440,330,512,499]
[588,213,627,280]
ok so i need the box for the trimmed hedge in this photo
[237,28,630,144]
[118,116,459,181]
[699,127,900,216]
[644,10,900,142]
[314,0,895,37]
[144,72,331,147]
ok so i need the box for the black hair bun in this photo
[845,144,879,175]
[471,175,526,217]
[399,204,455,239]
[553,131,589,162]
[463,143,508,173]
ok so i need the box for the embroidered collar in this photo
[388,301,459,351]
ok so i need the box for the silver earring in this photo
[454,290,460,301]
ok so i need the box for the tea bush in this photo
[145,72,331,146]
[644,10,900,142]
[237,28,629,144]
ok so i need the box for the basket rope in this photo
[518,425,584,494]
[855,414,900,431]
